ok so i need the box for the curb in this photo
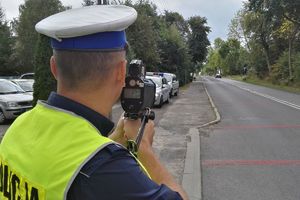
[182,81,221,200]
[198,85,221,128]
[182,128,201,200]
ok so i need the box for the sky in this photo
[0,0,244,43]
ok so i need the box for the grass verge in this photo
[229,75,300,94]
[180,83,191,91]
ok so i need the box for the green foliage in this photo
[271,51,300,84]
[188,16,211,64]
[15,0,64,73]
[226,0,300,87]
[163,11,189,37]
[270,51,289,84]
[0,6,14,75]
[123,0,209,85]
[21,0,64,103]
[126,0,160,71]
[205,38,248,76]
[157,14,193,85]
[33,35,56,105]
[294,53,300,82]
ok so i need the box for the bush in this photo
[270,51,289,85]
[293,52,300,83]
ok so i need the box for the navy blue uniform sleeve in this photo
[67,144,183,200]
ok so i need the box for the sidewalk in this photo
[153,79,216,200]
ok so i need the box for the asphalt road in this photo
[201,76,300,200]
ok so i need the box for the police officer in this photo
[0,5,188,200]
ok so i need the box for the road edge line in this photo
[182,128,202,200]
[198,85,221,128]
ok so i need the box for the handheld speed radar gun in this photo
[121,60,156,156]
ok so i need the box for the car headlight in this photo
[7,102,19,107]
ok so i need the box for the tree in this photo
[33,35,56,104]
[163,11,189,38]
[243,5,274,74]
[249,0,300,79]
[228,8,251,51]
[188,16,211,64]
[26,0,64,103]
[274,19,300,80]
[126,0,160,71]
[15,0,64,73]
[0,5,14,75]
[159,23,192,85]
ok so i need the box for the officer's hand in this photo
[108,115,127,146]
[124,119,155,147]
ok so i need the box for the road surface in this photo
[201,77,300,200]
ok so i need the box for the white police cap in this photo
[35,5,137,51]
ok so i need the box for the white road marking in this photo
[227,82,300,111]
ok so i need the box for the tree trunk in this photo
[287,24,300,81]
[260,35,271,74]
[262,46,271,74]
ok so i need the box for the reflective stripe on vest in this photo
[0,101,150,200]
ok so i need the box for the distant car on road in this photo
[20,73,34,79]
[146,75,170,108]
[215,73,222,78]
[11,79,34,95]
[0,79,33,124]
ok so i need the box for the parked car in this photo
[11,79,34,95]
[162,73,179,97]
[20,73,34,79]
[146,76,171,108]
[146,72,179,97]
[0,79,33,124]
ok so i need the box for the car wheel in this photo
[166,95,170,104]
[0,110,6,124]
[174,91,178,96]
[158,97,163,108]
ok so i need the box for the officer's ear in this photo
[116,59,127,87]
[50,56,58,80]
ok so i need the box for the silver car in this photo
[162,73,179,97]
[146,72,179,97]
[146,76,171,108]
[11,79,34,95]
[0,79,33,124]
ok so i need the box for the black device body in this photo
[121,60,156,119]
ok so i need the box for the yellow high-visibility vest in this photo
[0,102,149,200]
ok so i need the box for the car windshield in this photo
[0,80,25,94]
[14,80,33,92]
[20,73,34,79]
[147,76,162,88]
[164,74,172,82]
